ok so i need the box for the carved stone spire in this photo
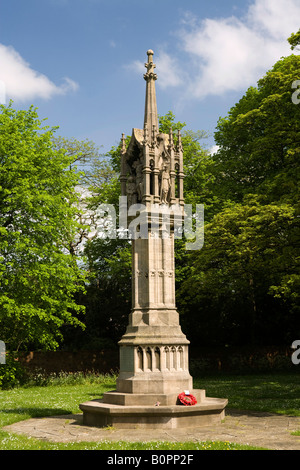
[80,49,228,429]
[143,50,159,139]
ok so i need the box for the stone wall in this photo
[16,346,294,376]
[17,350,119,375]
[189,346,294,374]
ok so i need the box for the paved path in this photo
[4,409,300,450]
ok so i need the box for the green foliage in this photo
[288,29,300,50]
[214,54,300,209]
[24,370,118,388]
[158,110,186,134]
[177,51,300,347]
[83,238,131,343]
[159,111,214,211]
[0,103,86,351]
[52,135,102,171]
[0,354,26,389]
[178,199,299,345]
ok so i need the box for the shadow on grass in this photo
[1,408,72,418]
[226,408,280,418]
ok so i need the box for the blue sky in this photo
[0,0,299,154]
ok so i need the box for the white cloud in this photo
[209,144,220,155]
[0,80,6,104]
[155,51,184,89]
[247,0,300,38]
[128,59,145,76]
[178,0,300,99]
[0,44,79,102]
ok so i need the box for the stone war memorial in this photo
[80,50,227,428]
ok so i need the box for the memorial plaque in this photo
[119,346,134,372]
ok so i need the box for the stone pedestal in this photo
[116,232,193,395]
[80,393,227,429]
[79,233,228,428]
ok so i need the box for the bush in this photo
[189,349,294,375]
[23,369,118,388]
[0,354,26,389]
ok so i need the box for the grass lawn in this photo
[0,371,299,450]
[194,372,300,416]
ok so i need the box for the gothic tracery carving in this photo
[135,345,186,372]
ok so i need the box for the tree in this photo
[288,29,300,50]
[213,54,300,210]
[0,104,86,351]
[52,136,102,171]
[178,48,300,347]
[51,136,119,257]
[159,111,215,212]
[178,199,299,346]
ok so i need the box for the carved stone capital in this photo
[143,72,158,81]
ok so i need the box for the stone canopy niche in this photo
[79,50,227,428]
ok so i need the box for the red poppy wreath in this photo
[178,392,197,406]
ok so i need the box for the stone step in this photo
[102,389,206,406]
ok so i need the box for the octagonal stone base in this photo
[79,390,228,429]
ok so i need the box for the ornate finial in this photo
[169,128,174,150]
[121,133,126,153]
[144,50,159,140]
[177,129,183,152]
[144,49,157,82]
